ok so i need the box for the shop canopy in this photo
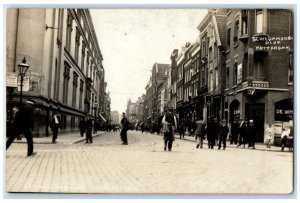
[98,113,107,122]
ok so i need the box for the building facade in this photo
[223,9,293,142]
[6,9,107,137]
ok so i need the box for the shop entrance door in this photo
[245,103,265,143]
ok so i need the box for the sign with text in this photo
[17,76,30,92]
[6,73,18,87]
[275,99,293,121]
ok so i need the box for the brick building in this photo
[223,9,293,142]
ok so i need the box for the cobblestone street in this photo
[5,131,293,195]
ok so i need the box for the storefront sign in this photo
[252,81,269,88]
[275,99,293,121]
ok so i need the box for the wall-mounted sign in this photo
[275,99,293,121]
[17,76,30,92]
[6,73,18,87]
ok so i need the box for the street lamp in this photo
[247,88,255,96]
[18,57,30,106]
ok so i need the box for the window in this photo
[66,13,73,51]
[233,62,238,85]
[63,63,71,104]
[72,72,78,107]
[256,9,263,33]
[226,66,229,88]
[215,68,219,90]
[75,27,80,63]
[214,43,218,59]
[202,39,206,57]
[81,41,86,71]
[209,47,213,62]
[210,70,214,92]
[253,52,265,80]
[234,20,239,42]
[79,80,84,110]
[288,52,293,83]
[241,10,248,35]
[242,53,248,82]
[227,28,231,47]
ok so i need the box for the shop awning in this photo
[98,113,107,122]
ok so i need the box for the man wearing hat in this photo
[218,119,229,150]
[247,119,256,149]
[6,99,36,156]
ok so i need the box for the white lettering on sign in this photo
[276,109,293,115]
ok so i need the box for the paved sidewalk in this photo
[174,134,292,152]
[13,131,107,145]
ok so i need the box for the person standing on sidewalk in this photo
[265,124,274,148]
[85,116,93,143]
[280,128,289,151]
[120,112,129,145]
[50,111,60,144]
[230,120,239,145]
[206,117,215,149]
[247,120,256,149]
[195,119,206,149]
[6,100,36,156]
[218,119,229,150]
[79,117,86,137]
[237,119,247,148]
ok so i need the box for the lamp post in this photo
[18,57,30,107]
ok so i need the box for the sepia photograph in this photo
[3,3,295,198]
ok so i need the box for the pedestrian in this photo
[247,120,256,149]
[79,117,86,137]
[179,123,185,139]
[6,100,36,156]
[93,120,98,134]
[85,116,93,143]
[50,111,61,144]
[218,119,229,150]
[206,117,215,149]
[280,128,288,151]
[162,108,177,151]
[265,124,273,148]
[237,119,247,148]
[120,112,129,145]
[230,120,239,145]
[195,119,206,149]
[213,118,219,146]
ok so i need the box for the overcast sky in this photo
[90,9,208,113]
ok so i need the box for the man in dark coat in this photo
[120,112,129,145]
[85,116,93,143]
[195,119,206,149]
[79,117,86,137]
[218,119,229,150]
[247,119,256,149]
[230,120,239,145]
[237,119,247,148]
[50,111,61,144]
[206,117,216,149]
[6,100,36,156]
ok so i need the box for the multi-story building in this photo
[223,9,293,142]
[151,63,170,121]
[170,49,179,110]
[110,110,120,124]
[6,9,107,137]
